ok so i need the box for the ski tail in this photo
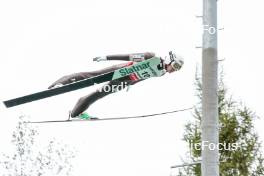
[3,72,114,108]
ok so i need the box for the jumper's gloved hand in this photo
[93,56,107,62]
[48,73,80,89]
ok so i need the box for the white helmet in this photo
[168,51,184,71]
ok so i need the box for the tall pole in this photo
[201,0,219,175]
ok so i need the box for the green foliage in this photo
[0,116,76,176]
[178,73,264,176]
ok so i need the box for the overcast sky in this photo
[0,0,263,176]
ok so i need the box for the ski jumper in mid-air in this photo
[48,51,184,119]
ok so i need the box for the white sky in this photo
[0,0,263,175]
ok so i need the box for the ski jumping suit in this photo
[48,52,165,117]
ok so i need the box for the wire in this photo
[26,107,193,124]
[171,160,202,169]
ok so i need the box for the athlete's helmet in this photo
[168,51,184,71]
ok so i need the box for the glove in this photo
[93,56,107,62]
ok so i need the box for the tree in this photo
[177,72,264,176]
[0,116,76,176]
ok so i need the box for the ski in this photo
[26,107,193,124]
[3,57,163,108]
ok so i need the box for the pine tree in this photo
[178,72,264,176]
[0,116,76,176]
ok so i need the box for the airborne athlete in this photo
[48,51,184,119]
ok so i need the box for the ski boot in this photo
[68,111,98,120]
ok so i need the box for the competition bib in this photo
[112,57,165,80]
